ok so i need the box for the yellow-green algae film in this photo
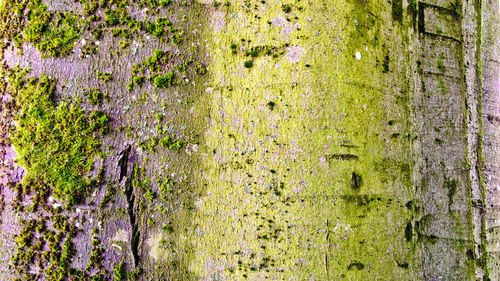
[188,0,423,279]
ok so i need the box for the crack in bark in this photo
[118,145,131,182]
[125,174,140,267]
[118,145,140,267]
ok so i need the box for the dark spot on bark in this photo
[347,260,365,270]
[405,200,414,210]
[407,0,418,29]
[267,101,276,110]
[396,260,409,269]
[404,222,413,242]
[392,0,403,24]
[326,154,359,161]
[467,249,475,260]
[444,176,457,209]
[341,194,382,206]
[383,54,390,72]
[417,3,425,34]
[351,172,362,190]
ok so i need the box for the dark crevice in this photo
[417,2,425,34]
[407,0,418,29]
[392,0,403,24]
[404,222,414,242]
[119,146,140,267]
[423,31,462,43]
[396,260,409,269]
[125,173,140,267]
[350,172,362,190]
[417,2,462,42]
[326,154,359,161]
[347,260,365,270]
[118,145,131,182]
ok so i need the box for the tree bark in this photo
[0,0,497,280]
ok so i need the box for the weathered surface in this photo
[483,0,500,278]
[0,0,495,280]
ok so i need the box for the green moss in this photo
[159,177,173,194]
[97,71,113,82]
[99,186,116,209]
[133,76,145,86]
[281,4,291,13]
[145,18,172,38]
[156,113,164,122]
[93,29,103,40]
[119,40,130,49]
[86,229,105,272]
[104,9,120,26]
[79,0,99,16]
[196,63,207,75]
[145,188,156,200]
[437,77,449,95]
[22,0,81,57]
[82,45,97,57]
[246,49,260,58]
[163,225,173,233]
[153,72,175,88]
[112,261,126,281]
[437,57,446,73]
[172,32,184,44]
[84,88,107,106]
[5,67,109,206]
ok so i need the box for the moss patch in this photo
[5,67,109,206]
[22,0,81,57]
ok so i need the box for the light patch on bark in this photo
[147,232,171,261]
[211,10,226,32]
[287,46,306,64]
[112,228,129,242]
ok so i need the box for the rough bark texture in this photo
[0,0,497,280]
[483,0,500,278]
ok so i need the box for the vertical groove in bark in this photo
[482,0,500,278]
[118,145,140,267]
[125,175,140,268]
[463,0,489,278]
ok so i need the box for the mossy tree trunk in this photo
[0,0,496,279]
[187,0,489,280]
